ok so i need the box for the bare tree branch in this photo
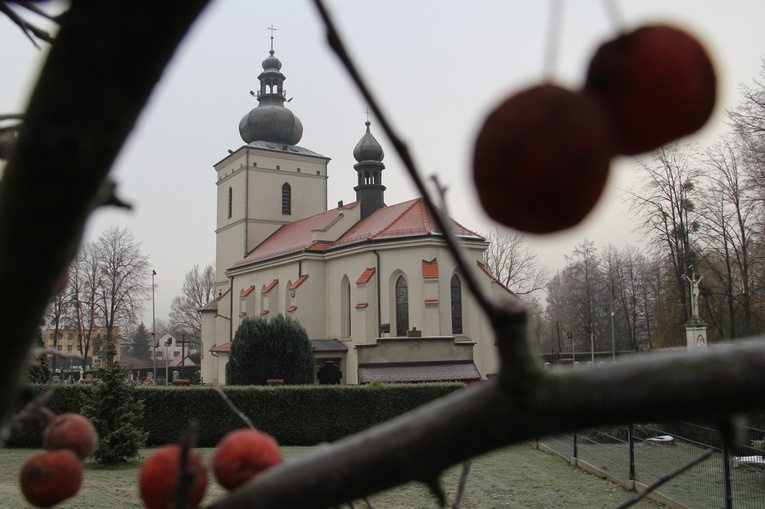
[0,0,211,420]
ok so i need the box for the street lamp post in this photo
[152,270,157,382]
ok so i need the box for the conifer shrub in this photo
[226,314,313,386]
[80,339,147,464]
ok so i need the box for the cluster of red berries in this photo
[139,428,282,509]
[20,413,98,507]
[472,24,716,234]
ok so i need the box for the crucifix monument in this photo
[684,268,707,350]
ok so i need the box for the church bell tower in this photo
[213,32,330,293]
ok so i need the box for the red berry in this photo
[44,413,98,460]
[20,450,83,508]
[585,24,716,155]
[139,445,207,509]
[472,83,613,234]
[212,428,282,490]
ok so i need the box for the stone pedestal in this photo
[685,318,707,350]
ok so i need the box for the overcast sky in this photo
[2,1,765,326]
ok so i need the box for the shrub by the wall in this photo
[8,383,466,447]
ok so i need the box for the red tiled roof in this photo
[238,312,247,317]
[287,306,297,312]
[422,258,439,279]
[260,310,270,315]
[230,198,483,269]
[355,303,369,309]
[289,275,309,290]
[210,342,231,353]
[233,207,351,266]
[356,268,376,285]
[262,279,279,294]
[424,299,439,305]
[241,285,256,297]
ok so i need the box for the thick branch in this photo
[0,0,210,420]
[207,341,765,509]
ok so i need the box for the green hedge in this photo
[7,383,466,448]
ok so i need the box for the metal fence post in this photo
[722,441,733,509]
[573,429,578,460]
[628,423,636,482]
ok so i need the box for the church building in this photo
[200,42,511,385]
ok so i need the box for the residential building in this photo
[44,326,120,370]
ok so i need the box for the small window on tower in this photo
[282,183,291,215]
[227,187,233,219]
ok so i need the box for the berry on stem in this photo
[584,24,716,155]
[43,412,98,460]
[139,444,207,509]
[213,428,283,490]
[472,83,613,234]
[20,450,83,508]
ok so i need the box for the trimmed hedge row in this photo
[8,383,466,448]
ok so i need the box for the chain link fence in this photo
[537,419,765,508]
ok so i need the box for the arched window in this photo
[282,183,291,215]
[340,277,351,338]
[395,276,409,336]
[227,187,233,219]
[451,274,463,335]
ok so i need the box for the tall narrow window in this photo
[395,276,409,336]
[282,183,291,215]
[451,274,463,334]
[227,187,233,219]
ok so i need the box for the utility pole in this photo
[152,270,156,382]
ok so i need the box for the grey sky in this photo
[2,1,764,324]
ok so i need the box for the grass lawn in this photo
[0,444,664,508]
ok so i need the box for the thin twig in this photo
[600,0,626,33]
[0,390,53,447]
[615,449,714,509]
[210,387,255,429]
[0,2,53,47]
[543,0,563,81]
[175,419,200,509]
[451,461,472,509]
[311,0,502,318]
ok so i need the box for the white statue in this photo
[686,271,702,318]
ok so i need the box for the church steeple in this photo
[239,29,303,146]
[353,120,386,219]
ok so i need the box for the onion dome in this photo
[239,49,303,146]
[353,121,384,162]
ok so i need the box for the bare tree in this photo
[168,263,215,343]
[44,282,71,373]
[93,226,151,359]
[69,243,101,369]
[697,137,762,338]
[6,3,765,509]
[483,229,549,299]
[626,143,705,334]
[728,59,765,184]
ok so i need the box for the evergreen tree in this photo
[80,338,147,464]
[129,322,152,362]
[227,315,314,385]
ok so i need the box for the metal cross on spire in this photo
[268,24,277,52]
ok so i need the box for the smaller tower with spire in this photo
[353,121,386,219]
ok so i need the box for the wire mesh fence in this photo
[538,419,765,508]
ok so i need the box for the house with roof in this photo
[200,41,510,385]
